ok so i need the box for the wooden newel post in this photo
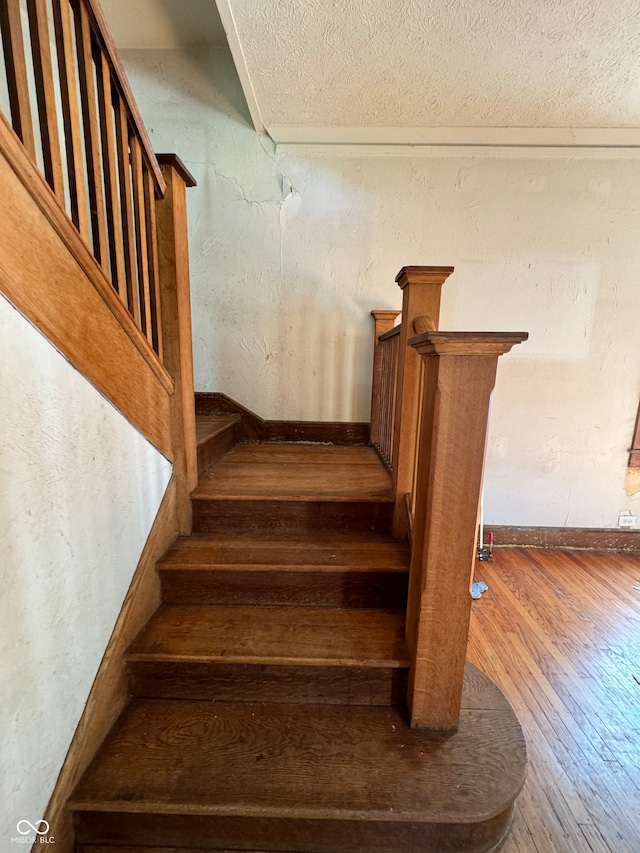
[406,331,528,729]
[370,310,401,448]
[155,154,198,535]
[391,266,454,536]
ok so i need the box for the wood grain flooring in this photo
[159,530,410,572]
[158,530,409,609]
[192,444,393,502]
[196,416,240,446]
[195,416,240,474]
[467,547,640,853]
[71,664,525,852]
[126,605,409,667]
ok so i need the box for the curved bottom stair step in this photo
[71,664,526,853]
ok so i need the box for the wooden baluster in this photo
[82,0,165,195]
[379,339,390,458]
[113,97,139,323]
[384,338,395,465]
[143,166,163,358]
[95,48,126,298]
[370,310,401,451]
[0,0,36,157]
[155,154,198,533]
[410,355,426,523]
[52,0,89,240]
[130,134,152,343]
[73,0,108,268]
[26,0,64,196]
[388,334,399,466]
[391,266,453,536]
[406,331,527,730]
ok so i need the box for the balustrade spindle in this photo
[52,0,90,240]
[0,0,36,158]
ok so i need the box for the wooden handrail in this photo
[0,0,167,356]
[378,324,402,343]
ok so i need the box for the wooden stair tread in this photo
[71,667,526,824]
[158,531,409,573]
[127,605,409,667]
[218,444,384,463]
[193,443,393,503]
[195,415,240,446]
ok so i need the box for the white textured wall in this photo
[120,47,640,529]
[0,295,172,843]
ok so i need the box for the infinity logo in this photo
[16,820,50,836]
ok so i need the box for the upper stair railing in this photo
[0,0,165,353]
[370,267,527,729]
[0,0,198,532]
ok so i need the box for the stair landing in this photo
[193,443,393,501]
[191,443,394,533]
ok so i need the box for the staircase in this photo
[69,418,526,853]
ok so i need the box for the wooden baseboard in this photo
[44,477,179,853]
[489,525,640,553]
[195,392,370,445]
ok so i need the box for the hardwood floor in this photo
[467,547,640,853]
[192,444,393,502]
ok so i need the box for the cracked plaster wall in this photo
[120,46,640,529]
[0,295,172,839]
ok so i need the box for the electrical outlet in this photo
[618,512,639,529]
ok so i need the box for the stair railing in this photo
[369,310,401,468]
[0,0,198,531]
[370,266,454,535]
[1,0,166,352]
[370,269,527,729]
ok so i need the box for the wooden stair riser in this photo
[192,499,393,534]
[159,568,408,608]
[128,661,409,705]
[196,416,240,474]
[74,809,514,853]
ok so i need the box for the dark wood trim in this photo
[489,525,640,553]
[44,477,180,853]
[195,392,370,445]
[157,154,197,188]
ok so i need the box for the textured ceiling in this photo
[220,0,640,144]
[102,0,640,145]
